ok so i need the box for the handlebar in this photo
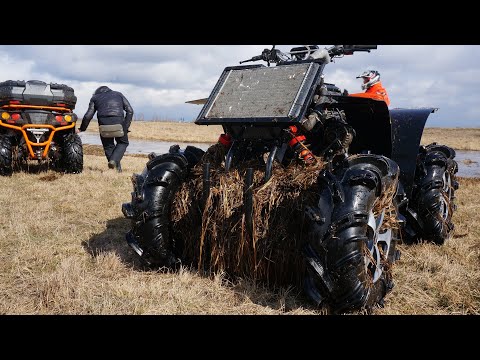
[240,46,288,66]
[354,45,378,49]
[327,45,377,57]
[240,54,264,64]
[239,45,378,65]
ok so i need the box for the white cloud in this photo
[0,45,479,126]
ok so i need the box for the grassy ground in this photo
[81,121,480,151]
[381,177,480,314]
[421,128,480,151]
[82,120,222,144]
[0,149,478,314]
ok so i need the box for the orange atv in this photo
[0,80,83,176]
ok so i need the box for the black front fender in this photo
[390,108,437,198]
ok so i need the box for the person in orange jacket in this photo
[348,70,390,106]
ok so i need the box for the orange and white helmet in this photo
[356,70,380,90]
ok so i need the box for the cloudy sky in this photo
[0,45,478,127]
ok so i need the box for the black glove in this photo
[342,89,349,96]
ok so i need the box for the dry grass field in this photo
[421,128,480,151]
[82,121,480,151]
[0,148,478,315]
[82,120,222,144]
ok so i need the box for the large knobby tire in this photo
[122,146,204,267]
[61,133,83,174]
[407,143,459,245]
[304,155,401,314]
[0,134,13,176]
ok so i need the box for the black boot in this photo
[108,159,122,172]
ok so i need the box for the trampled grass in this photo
[0,150,478,314]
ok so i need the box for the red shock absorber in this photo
[218,133,232,149]
[288,125,315,164]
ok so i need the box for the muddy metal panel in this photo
[195,63,324,125]
[390,108,436,198]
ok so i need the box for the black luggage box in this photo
[0,80,77,109]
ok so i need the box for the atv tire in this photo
[0,134,13,176]
[407,143,458,245]
[122,146,205,267]
[304,154,400,314]
[61,133,83,174]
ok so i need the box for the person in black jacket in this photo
[77,86,134,172]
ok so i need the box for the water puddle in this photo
[78,133,480,178]
[452,150,480,178]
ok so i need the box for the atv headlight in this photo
[1,112,10,120]
[64,115,72,122]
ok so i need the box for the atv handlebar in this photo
[354,45,378,50]
[240,45,378,65]
[327,45,377,57]
[240,46,288,65]
[239,54,264,64]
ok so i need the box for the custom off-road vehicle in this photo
[122,45,458,313]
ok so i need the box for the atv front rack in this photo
[0,104,76,159]
[0,121,75,159]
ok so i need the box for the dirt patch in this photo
[83,144,148,159]
[39,174,62,182]
[82,144,105,156]
[127,153,148,159]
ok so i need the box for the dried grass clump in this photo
[171,144,325,288]
[373,172,400,231]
